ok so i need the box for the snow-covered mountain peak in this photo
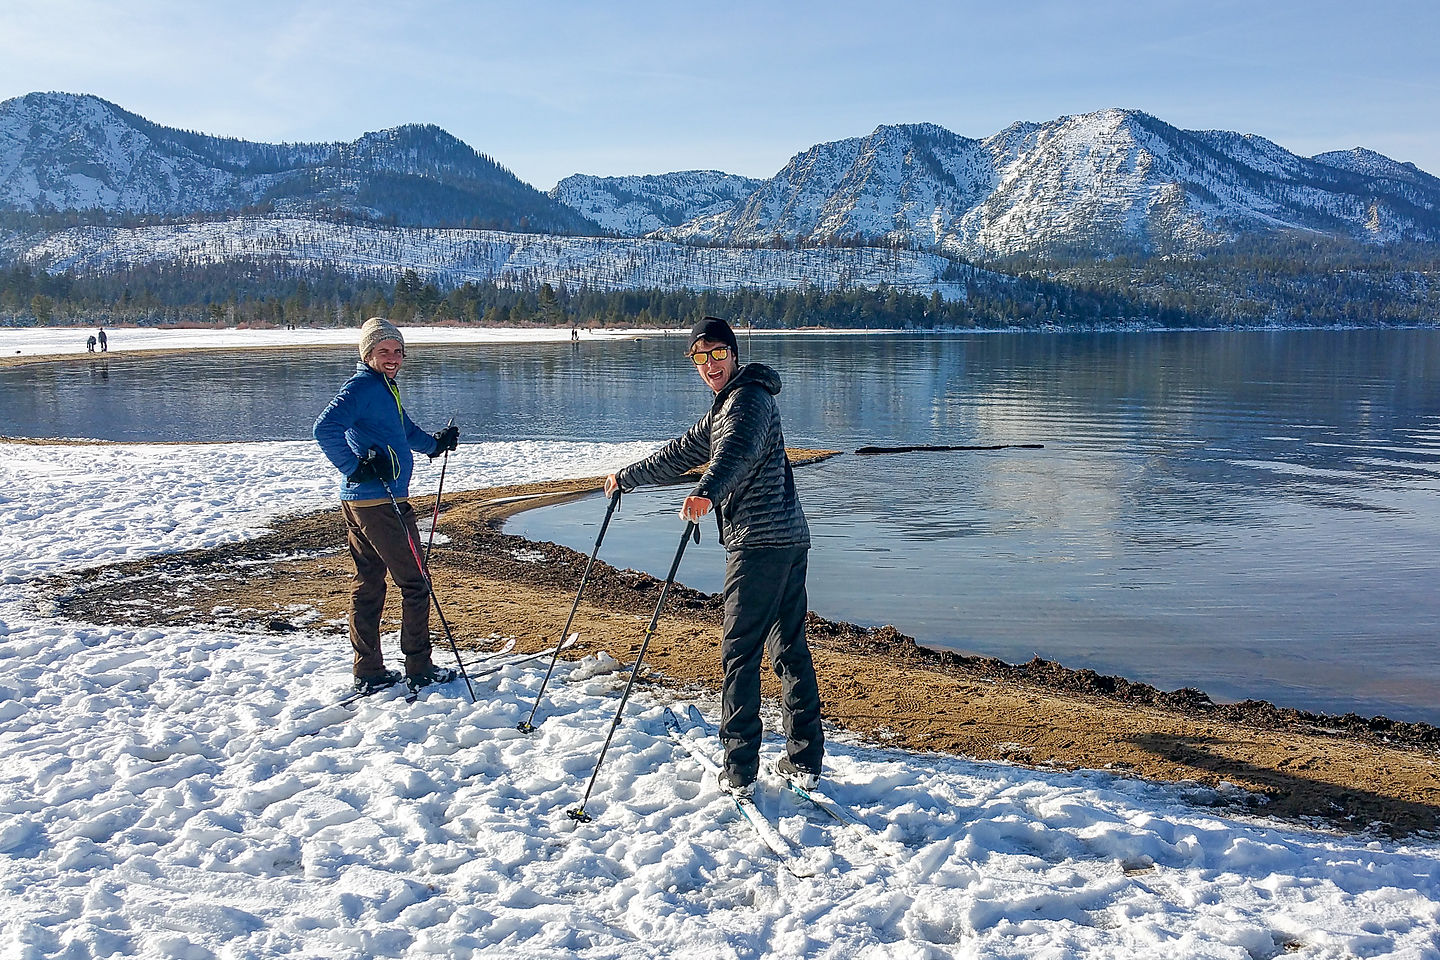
[0,91,598,233]
[1312,146,1440,187]
[632,107,1440,256]
[549,169,764,235]
[6,93,1439,262]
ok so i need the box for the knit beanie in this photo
[358,317,405,360]
[688,316,738,354]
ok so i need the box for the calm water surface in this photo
[5,330,1438,722]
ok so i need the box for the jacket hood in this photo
[715,363,781,405]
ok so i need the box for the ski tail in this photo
[771,768,903,859]
[664,706,817,878]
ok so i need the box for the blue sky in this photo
[2,0,1436,189]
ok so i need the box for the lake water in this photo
[5,330,1438,723]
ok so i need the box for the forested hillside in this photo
[4,236,1434,330]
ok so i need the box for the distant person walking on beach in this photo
[604,316,823,797]
[86,335,96,353]
[313,317,461,695]
[97,327,107,352]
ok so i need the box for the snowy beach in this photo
[2,328,1439,958]
[0,325,663,365]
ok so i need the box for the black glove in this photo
[347,449,396,484]
[429,424,459,458]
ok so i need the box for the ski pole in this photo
[518,486,622,734]
[378,474,477,703]
[567,520,699,823]
[424,415,456,571]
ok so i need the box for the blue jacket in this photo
[313,362,438,500]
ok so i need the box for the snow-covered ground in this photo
[2,334,1439,958]
[0,324,665,360]
[0,323,942,362]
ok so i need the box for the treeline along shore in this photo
[3,230,1439,331]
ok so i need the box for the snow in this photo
[657,110,1439,256]
[3,332,1440,958]
[549,171,765,235]
[0,324,661,360]
[0,325,979,364]
[6,217,962,301]
[7,94,1439,272]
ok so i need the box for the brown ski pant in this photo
[342,500,434,678]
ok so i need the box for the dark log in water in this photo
[854,443,1046,455]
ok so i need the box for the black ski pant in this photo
[719,544,824,782]
[342,499,434,678]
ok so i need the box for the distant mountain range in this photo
[2,91,1439,272]
[0,92,598,234]
[555,113,1440,256]
[550,171,765,235]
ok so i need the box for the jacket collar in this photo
[712,362,781,407]
[355,361,396,387]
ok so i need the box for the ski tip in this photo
[664,705,696,729]
[562,632,580,649]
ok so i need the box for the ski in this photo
[684,703,900,859]
[405,675,442,703]
[663,706,818,879]
[403,633,576,702]
[333,675,403,710]
[469,635,521,669]
[296,637,520,721]
[769,769,903,859]
[406,637,520,702]
[477,632,578,680]
[289,678,409,733]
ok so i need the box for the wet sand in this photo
[41,459,1440,837]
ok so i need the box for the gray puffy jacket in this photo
[617,363,810,552]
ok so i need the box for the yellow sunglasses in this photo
[689,346,731,365]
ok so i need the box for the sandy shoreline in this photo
[40,464,1440,837]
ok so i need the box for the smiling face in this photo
[366,339,405,379]
[690,338,738,394]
